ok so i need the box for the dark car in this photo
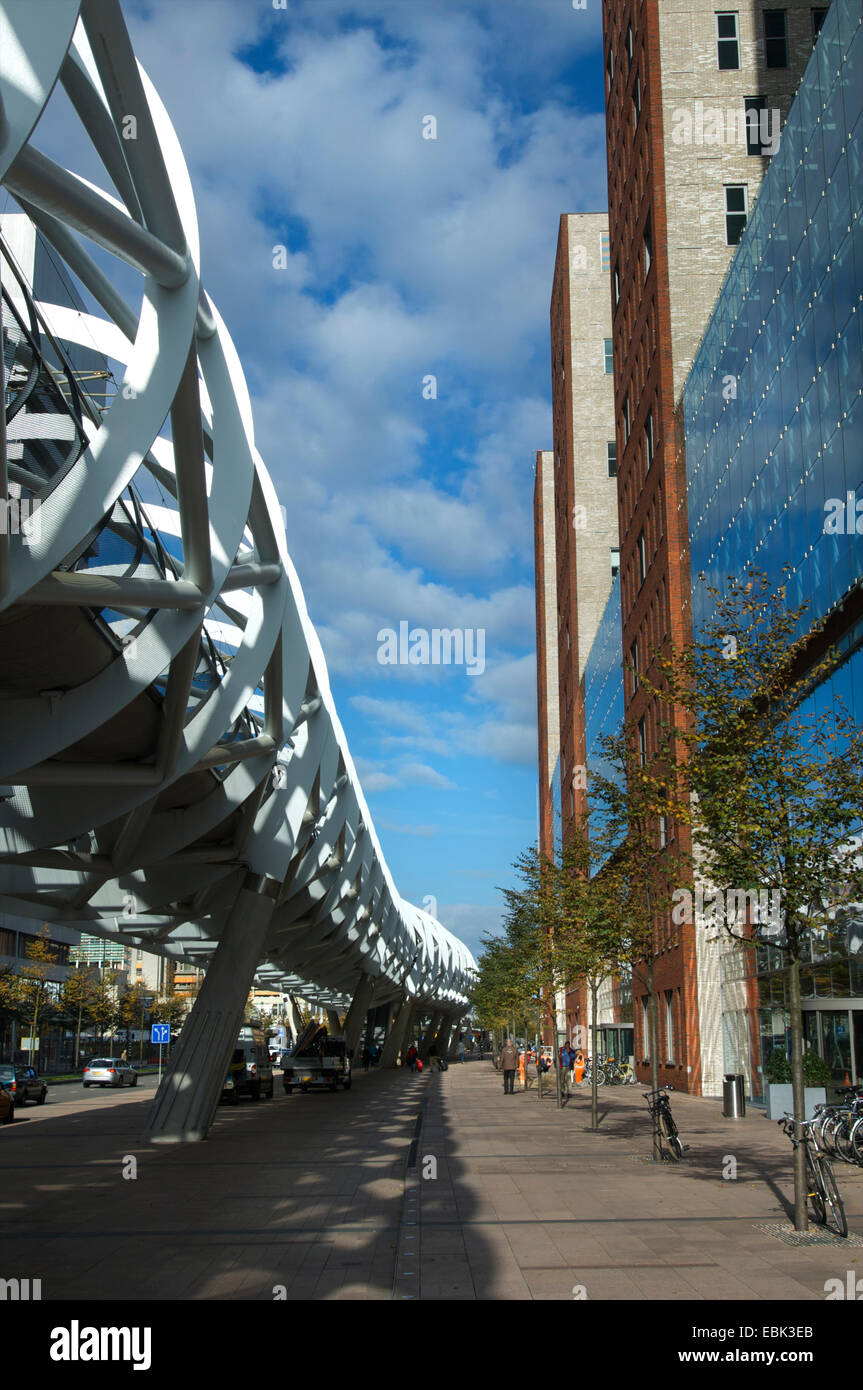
[0,1064,47,1106]
[0,1083,13,1125]
[220,1027,274,1103]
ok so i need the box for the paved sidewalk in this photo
[0,1059,860,1300]
[414,1060,863,1300]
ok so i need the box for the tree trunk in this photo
[552,1008,562,1109]
[30,998,38,1067]
[787,947,809,1232]
[537,1006,543,1101]
[75,1004,82,1071]
[590,977,599,1131]
[647,958,661,1161]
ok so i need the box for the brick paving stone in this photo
[3,1059,862,1302]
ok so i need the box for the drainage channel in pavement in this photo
[392,1080,432,1300]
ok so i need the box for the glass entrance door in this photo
[819,1011,853,1086]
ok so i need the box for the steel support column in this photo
[419,1010,443,1060]
[342,973,375,1060]
[437,1014,458,1061]
[142,872,279,1143]
[380,998,414,1068]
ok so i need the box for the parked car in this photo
[220,1027,274,1103]
[82,1058,138,1088]
[0,1083,13,1124]
[0,1064,47,1106]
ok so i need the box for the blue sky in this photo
[56,0,611,960]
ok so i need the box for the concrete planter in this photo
[765,1083,827,1120]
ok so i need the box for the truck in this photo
[282,1022,352,1094]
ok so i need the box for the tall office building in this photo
[599,0,820,1091]
[535,215,618,1042]
[534,448,559,864]
[550,214,619,835]
[680,0,863,1092]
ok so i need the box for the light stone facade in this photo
[657,0,819,398]
[536,449,559,789]
[561,213,619,684]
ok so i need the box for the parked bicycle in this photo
[574,1053,606,1087]
[812,1087,863,1166]
[603,1055,638,1085]
[778,1113,847,1238]
[644,1085,686,1160]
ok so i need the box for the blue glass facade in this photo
[584,572,624,786]
[684,0,863,646]
[682,0,863,1087]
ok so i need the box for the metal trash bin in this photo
[722,1073,746,1118]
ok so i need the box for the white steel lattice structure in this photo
[0,0,474,1139]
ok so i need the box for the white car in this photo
[83,1058,138,1088]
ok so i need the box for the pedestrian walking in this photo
[406,1043,418,1073]
[560,1040,575,1096]
[457,1038,466,1063]
[500,1037,518,1094]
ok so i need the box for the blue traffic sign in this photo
[151,1023,171,1045]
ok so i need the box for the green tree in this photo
[587,719,692,1157]
[16,928,59,1067]
[653,571,863,1228]
[88,972,120,1051]
[551,823,629,1131]
[60,969,99,1071]
[151,984,186,1033]
[118,982,153,1061]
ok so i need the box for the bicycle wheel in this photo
[659,1112,681,1160]
[850,1117,863,1166]
[595,1067,607,1087]
[833,1117,856,1165]
[811,1111,834,1154]
[806,1149,827,1226]
[816,1155,848,1238]
[821,1112,845,1157]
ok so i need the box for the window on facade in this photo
[642,997,650,1059]
[744,96,769,155]
[630,639,639,692]
[638,716,646,768]
[811,7,828,41]
[623,395,631,442]
[659,810,668,848]
[716,12,740,69]
[724,184,748,244]
[610,547,620,579]
[644,409,655,466]
[632,74,642,127]
[607,440,617,477]
[606,48,614,93]
[626,24,633,67]
[665,991,675,1062]
[613,262,620,308]
[637,529,646,585]
[604,338,614,374]
[764,9,788,66]
[643,214,652,275]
